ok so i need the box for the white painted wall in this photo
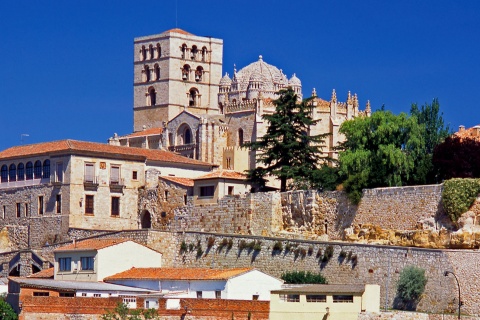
[225,270,283,301]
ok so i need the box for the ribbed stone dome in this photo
[219,72,232,86]
[233,55,288,92]
[288,73,301,86]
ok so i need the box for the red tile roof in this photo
[54,238,129,252]
[166,28,192,35]
[0,139,213,167]
[28,267,54,279]
[105,267,253,281]
[455,125,480,141]
[161,176,194,187]
[194,170,247,181]
[122,127,163,138]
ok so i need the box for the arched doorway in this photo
[141,210,152,229]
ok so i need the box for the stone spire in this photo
[311,88,317,97]
[366,100,371,116]
[347,91,352,105]
[331,89,337,103]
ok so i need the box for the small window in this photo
[56,194,62,214]
[38,196,44,215]
[80,256,94,271]
[215,291,221,299]
[228,186,234,195]
[306,295,326,302]
[164,190,169,201]
[59,292,74,297]
[55,162,63,182]
[16,203,21,218]
[81,293,87,297]
[85,195,94,215]
[145,299,159,309]
[252,294,259,300]
[59,257,72,272]
[148,87,156,106]
[2,206,5,219]
[111,197,120,216]
[333,295,354,303]
[110,165,120,184]
[184,194,187,205]
[84,163,95,183]
[93,293,101,298]
[24,203,28,216]
[199,186,215,197]
[279,294,300,302]
[196,291,202,298]
[132,171,138,180]
[33,292,49,297]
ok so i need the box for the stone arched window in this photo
[1,165,7,183]
[238,129,244,146]
[149,44,154,60]
[34,160,42,179]
[9,164,16,182]
[195,66,203,82]
[140,46,146,61]
[156,43,161,59]
[147,87,156,106]
[26,162,33,180]
[42,160,50,179]
[188,88,199,107]
[201,46,207,62]
[144,65,150,82]
[182,64,190,81]
[154,64,160,81]
[191,45,198,60]
[181,44,187,59]
[177,124,193,145]
[17,163,25,181]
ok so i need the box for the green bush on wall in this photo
[442,178,480,223]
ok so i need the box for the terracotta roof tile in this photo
[28,267,54,279]
[0,139,213,167]
[166,28,193,35]
[455,125,480,141]
[160,176,194,187]
[121,127,163,138]
[194,170,247,181]
[54,238,129,252]
[105,267,252,281]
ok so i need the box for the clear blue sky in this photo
[1,1,479,151]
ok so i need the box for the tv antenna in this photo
[20,134,29,145]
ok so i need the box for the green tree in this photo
[245,87,329,192]
[395,266,427,310]
[102,302,159,320]
[410,98,451,182]
[338,110,427,203]
[0,299,18,320]
[281,270,327,284]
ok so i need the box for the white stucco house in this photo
[53,238,162,281]
[104,267,283,301]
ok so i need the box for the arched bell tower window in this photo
[191,45,198,60]
[177,124,193,145]
[182,65,191,81]
[143,65,150,82]
[181,44,187,59]
[195,66,203,82]
[147,87,156,106]
[238,129,244,146]
[156,43,161,59]
[201,46,207,62]
[140,46,146,61]
[188,88,199,107]
[154,64,160,81]
[149,44,154,60]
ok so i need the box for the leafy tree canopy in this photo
[281,270,327,284]
[338,110,427,203]
[433,136,480,180]
[395,266,427,310]
[0,299,17,320]
[102,302,159,320]
[245,87,329,192]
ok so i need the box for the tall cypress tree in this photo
[246,87,329,192]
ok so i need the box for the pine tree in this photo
[246,87,328,192]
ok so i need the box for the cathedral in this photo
[109,28,371,177]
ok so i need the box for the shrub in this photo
[273,241,283,252]
[442,178,480,223]
[239,240,247,250]
[0,299,17,320]
[316,248,322,259]
[281,270,327,284]
[253,241,262,252]
[196,246,204,258]
[180,240,188,253]
[307,246,314,256]
[227,239,233,250]
[246,240,256,250]
[188,243,195,252]
[339,250,347,258]
[395,266,427,310]
[207,236,215,248]
[322,245,334,262]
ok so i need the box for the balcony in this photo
[168,143,195,153]
[109,178,125,193]
[83,176,99,191]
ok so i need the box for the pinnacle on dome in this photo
[288,73,301,86]
[220,72,232,86]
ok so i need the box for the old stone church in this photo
[108,28,371,176]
